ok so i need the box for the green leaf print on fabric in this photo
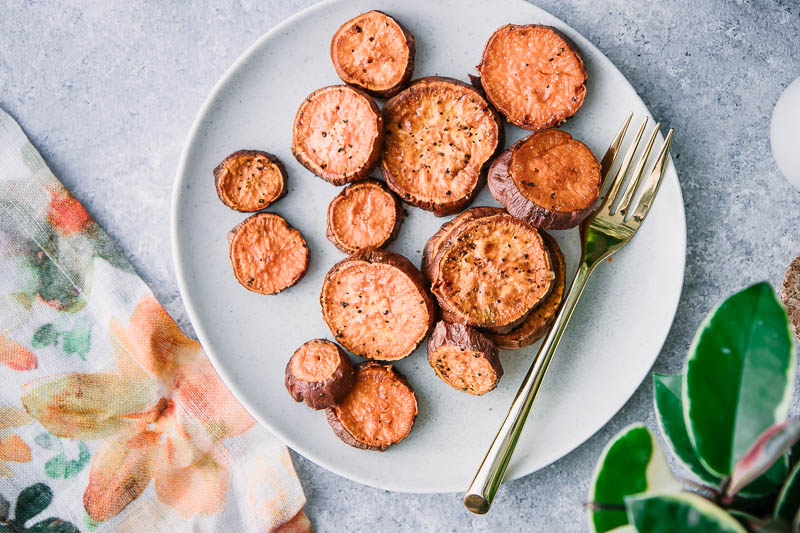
[61,317,91,360]
[5,483,79,532]
[31,324,58,349]
[44,442,90,479]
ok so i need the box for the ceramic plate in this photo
[171,0,686,492]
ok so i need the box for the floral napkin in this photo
[0,108,309,532]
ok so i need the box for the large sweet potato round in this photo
[228,213,309,295]
[427,321,502,395]
[292,85,384,185]
[430,213,553,331]
[285,339,355,410]
[326,179,404,254]
[477,24,587,130]
[330,10,415,98]
[214,150,287,212]
[381,77,502,216]
[486,232,565,349]
[326,361,417,451]
[320,248,434,360]
[488,129,601,230]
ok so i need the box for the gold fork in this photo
[463,113,675,514]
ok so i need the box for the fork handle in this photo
[463,261,594,514]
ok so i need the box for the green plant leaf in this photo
[31,323,58,349]
[653,373,721,486]
[14,483,52,525]
[27,518,81,533]
[626,492,747,533]
[727,420,800,498]
[61,318,91,360]
[738,456,788,498]
[589,424,680,533]
[684,283,797,477]
[775,461,800,524]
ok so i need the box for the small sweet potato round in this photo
[330,10,415,98]
[477,24,587,130]
[781,251,800,339]
[228,213,309,295]
[488,129,601,230]
[326,361,417,451]
[285,339,355,410]
[292,85,384,185]
[430,213,553,331]
[486,232,566,349]
[213,150,287,212]
[427,321,502,395]
[326,179,404,254]
[381,77,502,216]
[320,248,434,360]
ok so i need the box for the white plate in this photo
[171,0,686,493]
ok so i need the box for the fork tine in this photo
[598,112,633,197]
[617,123,660,216]
[631,129,674,223]
[603,117,648,213]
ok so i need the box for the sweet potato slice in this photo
[476,24,587,130]
[285,339,356,410]
[488,129,601,229]
[326,361,417,450]
[781,251,800,339]
[292,85,384,185]
[330,10,415,98]
[320,248,434,360]
[228,213,309,295]
[427,321,502,395]
[421,206,504,283]
[486,232,565,349]
[381,77,502,216]
[213,150,287,212]
[326,179,404,254]
[431,213,553,331]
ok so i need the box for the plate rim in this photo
[170,0,687,493]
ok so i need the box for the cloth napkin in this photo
[0,108,309,532]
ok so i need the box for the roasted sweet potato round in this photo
[213,150,287,212]
[320,248,434,360]
[292,85,384,186]
[427,321,502,395]
[486,232,565,349]
[326,179,404,254]
[476,24,587,130]
[781,251,800,340]
[421,206,504,283]
[381,77,502,216]
[285,339,356,410]
[228,213,309,295]
[326,361,417,450]
[488,129,601,230]
[330,10,415,98]
[431,213,553,331]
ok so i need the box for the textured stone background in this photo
[2,0,799,530]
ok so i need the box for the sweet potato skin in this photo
[427,321,502,395]
[326,361,417,451]
[781,251,800,340]
[488,131,600,230]
[292,85,384,186]
[213,150,287,212]
[380,76,502,216]
[285,339,356,410]
[477,24,587,131]
[486,232,565,349]
[330,10,416,98]
[325,178,404,254]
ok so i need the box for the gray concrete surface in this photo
[2,0,799,530]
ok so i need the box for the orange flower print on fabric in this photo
[0,335,38,370]
[0,406,33,477]
[22,294,256,522]
[47,188,93,235]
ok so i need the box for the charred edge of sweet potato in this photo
[380,76,503,216]
[213,149,287,212]
[781,252,800,340]
[325,178,404,254]
[330,10,416,98]
[325,361,417,451]
[292,85,384,186]
[285,339,356,410]
[486,232,565,349]
[427,321,502,395]
[476,24,587,131]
